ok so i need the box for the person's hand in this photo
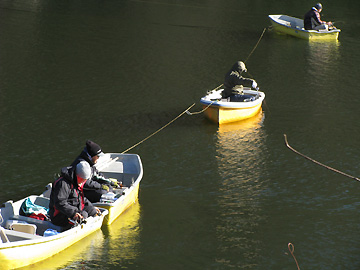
[95,207,101,216]
[73,212,84,221]
[109,178,120,188]
[252,80,258,89]
[102,184,110,191]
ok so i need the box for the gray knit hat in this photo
[76,161,91,180]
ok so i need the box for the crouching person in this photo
[49,161,100,229]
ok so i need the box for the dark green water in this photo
[1,0,360,269]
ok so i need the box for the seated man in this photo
[304,3,332,30]
[49,161,100,229]
[70,140,119,203]
[222,61,258,101]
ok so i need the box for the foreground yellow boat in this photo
[200,88,265,124]
[0,195,107,269]
[269,14,341,41]
[92,153,143,225]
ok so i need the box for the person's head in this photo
[314,2,322,12]
[76,161,91,184]
[85,140,104,163]
[235,61,247,73]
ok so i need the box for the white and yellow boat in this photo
[0,195,107,269]
[200,88,265,124]
[92,153,143,225]
[269,15,340,41]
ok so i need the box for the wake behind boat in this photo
[200,88,265,124]
[269,14,340,41]
[0,194,107,269]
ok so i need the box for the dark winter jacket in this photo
[49,166,96,226]
[304,8,322,30]
[222,62,254,98]
[70,149,109,202]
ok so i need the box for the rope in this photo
[244,27,267,64]
[120,103,195,154]
[287,243,300,270]
[284,134,360,182]
[186,84,223,115]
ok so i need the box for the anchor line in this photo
[284,134,360,182]
[121,103,196,154]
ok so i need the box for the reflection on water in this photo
[214,112,268,267]
[102,202,141,263]
[306,41,341,78]
[20,229,105,270]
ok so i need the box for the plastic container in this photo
[43,229,59,237]
[101,192,116,202]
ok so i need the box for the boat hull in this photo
[269,15,340,41]
[200,89,265,124]
[0,207,107,269]
[203,103,262,124]
[93,153,143,225]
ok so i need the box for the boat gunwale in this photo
[200,89,265,109]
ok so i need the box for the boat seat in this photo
[6,220,37,235]
[3,228,42,242]
[11,215,63,235]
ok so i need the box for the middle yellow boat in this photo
[93,153,143,225]
[200,88,265,124]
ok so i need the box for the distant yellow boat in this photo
[93,153,143,225]
[269,15,340,41]
[200,88,265,124]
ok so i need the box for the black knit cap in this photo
[86,140,104,157]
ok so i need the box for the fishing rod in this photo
[283,134,360,182]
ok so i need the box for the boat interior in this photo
[0,195,63,243]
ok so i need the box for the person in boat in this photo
[304,3,333,30]
[70,140,120,203]
[49,161,100,228]
[222,61,258,102]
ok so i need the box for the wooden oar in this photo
[284,134,360,182]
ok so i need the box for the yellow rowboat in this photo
[269,15,340,41]
[92,153,143,225]
[200,88,265,124]
[0,195,107,269]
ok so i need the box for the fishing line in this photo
[284,134,360,182]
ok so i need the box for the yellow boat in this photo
[269,15,340,41]
[200,88,265,124]
[92,153,143,225]
[0,195,107,269]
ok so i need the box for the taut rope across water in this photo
[284,134,360,182]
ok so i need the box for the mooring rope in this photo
[187,28,268,115]
[284,134,360,182]
[120,103,195,154]
[244,27,267,64]
[287,243,300,270]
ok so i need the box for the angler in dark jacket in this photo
[70,140,119,203]
[49,161,100,228]
[222,61,258,100]
[304,3,332,30]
